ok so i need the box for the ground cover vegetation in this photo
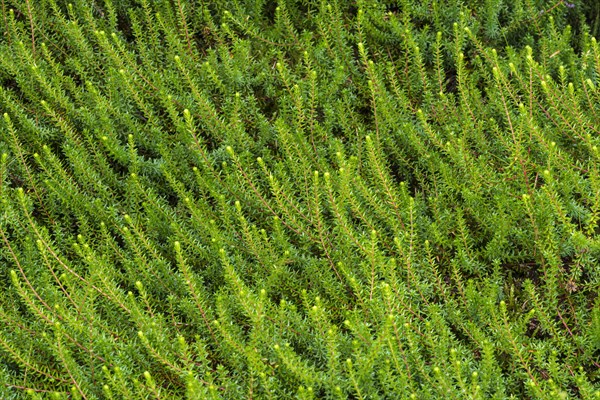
[0,0,599,398]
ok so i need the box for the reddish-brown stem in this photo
[25,0,35,58]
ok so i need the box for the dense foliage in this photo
[1,0,599,398]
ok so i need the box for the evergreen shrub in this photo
[0,0,599,398]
